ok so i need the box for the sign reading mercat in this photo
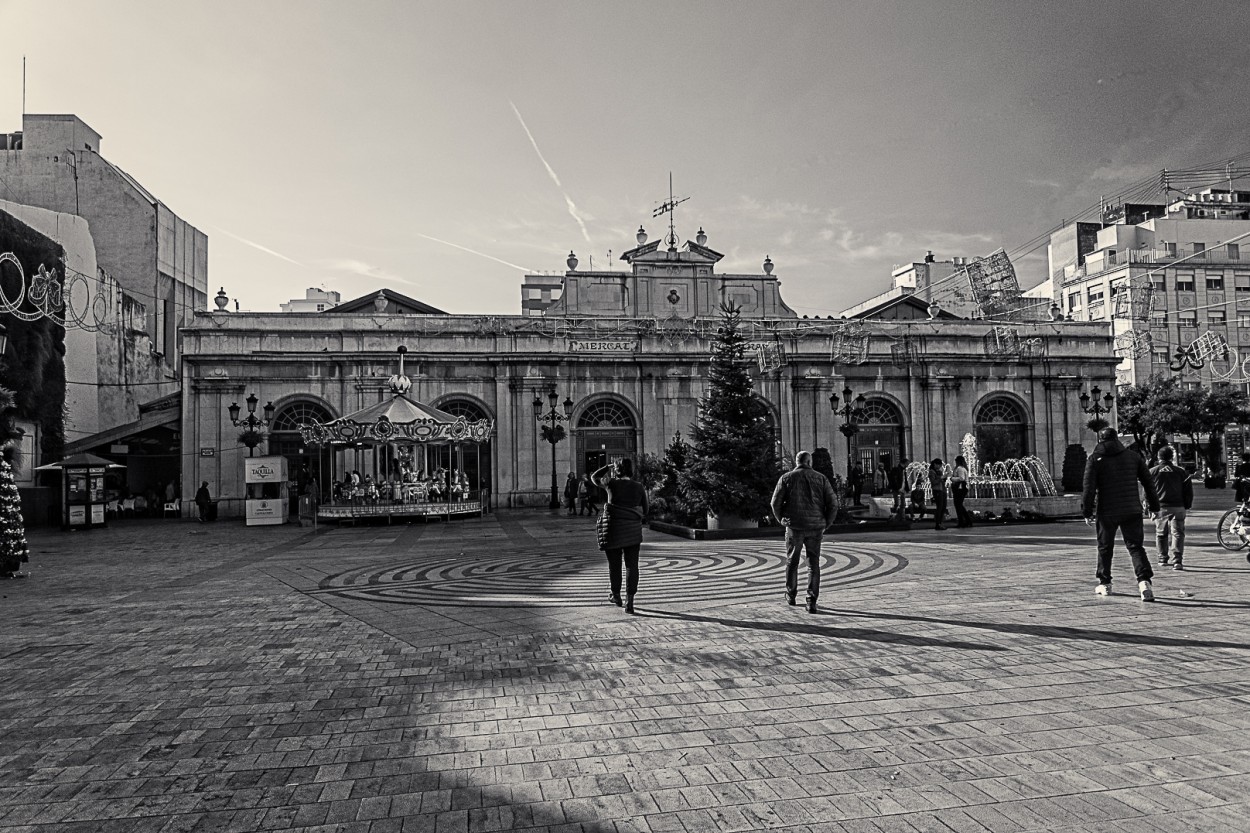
[569,340,638,353]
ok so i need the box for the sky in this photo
[3,0,1249,316]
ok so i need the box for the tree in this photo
[1060,444,1087,493]
[678,303,783,523]
[1117,375,1192,459]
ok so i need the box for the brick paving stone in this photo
[4,513,1250,831]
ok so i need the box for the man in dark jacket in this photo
[771,451,838,613]
[1150,446,1193,571]
[1083,427,1160,600]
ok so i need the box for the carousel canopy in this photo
[299,391,494,446]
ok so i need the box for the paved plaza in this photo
[3,497,1250,833]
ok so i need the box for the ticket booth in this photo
[34,453,125,530]
[245,455,288,526]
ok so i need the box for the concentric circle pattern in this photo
[316,540,908,608]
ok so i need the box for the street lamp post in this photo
[1078,385,1115,431]
[533,389,574,511]
[829,385,867,478]
[227,393,276,457]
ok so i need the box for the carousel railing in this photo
[317,486,485,521]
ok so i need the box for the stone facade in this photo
[180,308,1117,516]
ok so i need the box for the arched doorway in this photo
[436,399,493,502]
[851,398,905,487]
[268,400,335,508]
[575,399,637,476]
[975,396,1028,463]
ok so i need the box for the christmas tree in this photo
[678,302,782,523]
[0,388,29,578]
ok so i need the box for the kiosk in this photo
[245,455,288,526]
[34,453,125,530]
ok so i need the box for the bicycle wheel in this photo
[1216,509,1250,551]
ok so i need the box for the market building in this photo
[179,226,1118,518]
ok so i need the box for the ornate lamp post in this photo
[533,389,574,510]
[1078,385,1115,431]
[829,385,866,477]
[227,393,276,457]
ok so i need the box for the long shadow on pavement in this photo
[637,609,1009,652]
[823,607,1250,651]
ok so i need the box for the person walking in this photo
[1083,426,1161,600]
[888,457,907,513]
[195,481,211,523]
[1234,452,1250,503]
[872,462,887,498]
[928,459,948,530]
[592,459,648,613]
[1150,446,1193,571]
[563,472,579,516]
[770,451,838,614]
[950,455,973,528]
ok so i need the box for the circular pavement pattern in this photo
[315,539,909,608]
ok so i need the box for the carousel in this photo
[298,349,494,524]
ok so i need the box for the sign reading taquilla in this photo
[569,339,638,353]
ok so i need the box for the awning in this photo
[64,407,179,456]
[34,452,127,471]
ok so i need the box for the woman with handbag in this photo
[592,459,649,613]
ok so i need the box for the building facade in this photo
[180,229,1118,516]
[1,114,208,374]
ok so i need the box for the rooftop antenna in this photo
[652,172,689,251]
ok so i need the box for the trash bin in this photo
[206,501,218,522]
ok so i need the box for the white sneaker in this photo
[1139,580,1154,602]
[1095,583,1112,596]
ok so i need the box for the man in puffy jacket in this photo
[771,450,838,613]
[1083,427,1160,600]
[1150,446,1193,571]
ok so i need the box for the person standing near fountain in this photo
[1083,427,1160,600]
[950,455,973,528]
[928,459,948,530]
[1149,446,1192,571]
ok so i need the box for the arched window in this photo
[975,396,1028,463]
[859,398,902,425]
[975,397,1026,425]
[578,400,634,428]
[438,399,488,422]
[271,401,333,432]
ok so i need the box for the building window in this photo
[974,397,1027,463]
[1175,272,1195,292]
[1087,288,1104,304]
[1192,243,1207,259]
[1207,273,1225,291]
[1230,243,1241,261]
[1236,272,1250,292]
[1178,310,1198,327]
[1210,310,1227,325]
[1239,314,1250,328]
[1150,274,1166,291]
[1163,241,1177,257]
[316,304,325,311]
[1067,292,1082,311]
[1152,347,1170,364]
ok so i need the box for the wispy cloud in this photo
[415,233,532,272]
[212,226,303,266]
[510,100,592,245]
[319,258,419,287]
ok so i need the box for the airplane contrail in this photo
[509,100,592,244]
[415,232,533,272]
[212,226,303,266]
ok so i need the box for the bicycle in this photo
[1215,498,1250,560]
